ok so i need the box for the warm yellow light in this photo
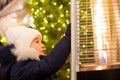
[40,27,45,30]
[39,7,42,10]
[36,9,40,12]
[44,48,46,51]
[68,2,71,5]
[90,41,93,44]
[80,52,83,55]
[49,14,53,18]
[62,23,66,27]
[62,34,65,37]
[59,5,63,9]
[52,45,55,48]
[84,32,87,35]
[35,2,39,5]
[40,0,45,3]
[60,14,64,17]
[31,8,34,11]
[67,69,70,72]
[43,35,48,42]
[43,18,48,23]
[51,24,55,28]
[53,2,57,5]
[66,10,69,13]
[1,37,6,43]
[67,75,70,78]
[35,11,38,15]
[82,45,86,48]
[45,30,48,33]
[58,28,61,31]
[79,62,81,65]
[43,10,46,13]
[28,1,32,4]
[58,20,60,23]
[66,20,69,24]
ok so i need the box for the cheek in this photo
[35,44,42,52]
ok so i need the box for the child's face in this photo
[30,35,45,55]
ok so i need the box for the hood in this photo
[0,44,16,65]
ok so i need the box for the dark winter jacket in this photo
[0,24,71,80]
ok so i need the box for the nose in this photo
[41,43,45,48]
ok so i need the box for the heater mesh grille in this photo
[78,0,120,68]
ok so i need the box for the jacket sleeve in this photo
[33,36,71,78]
[33,24,71,78]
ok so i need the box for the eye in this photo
[35,40,39,43]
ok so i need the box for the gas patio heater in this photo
[71,0,120,80]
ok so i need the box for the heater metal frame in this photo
[70,0,80,80]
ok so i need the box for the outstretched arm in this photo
[33,23,71,77]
